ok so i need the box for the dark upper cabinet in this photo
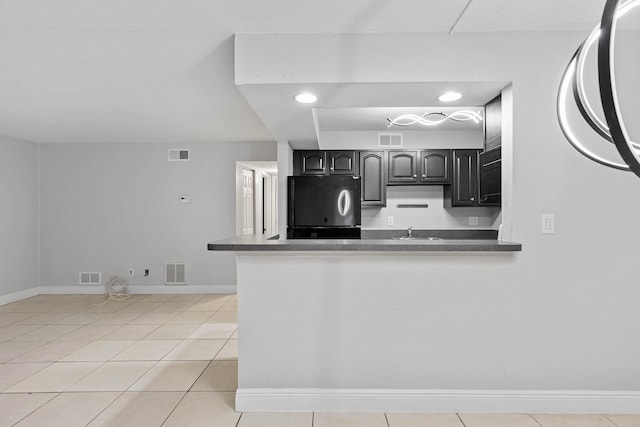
[293,151,358,176]
[445,149,480,207]
[479,93,502,206]
[387,151,418,184]
[329,151,359,175]
[388,150,451,185]
[294,151,327,175]
[360,151,386,207]
[484,94,502,151]
[479,147,501,206]
[419,150,451,184]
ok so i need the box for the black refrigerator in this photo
[287,175,361,239]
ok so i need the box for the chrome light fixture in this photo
[387,110,483,128]
[557,0,640,176]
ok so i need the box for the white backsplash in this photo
[362,186,501,229]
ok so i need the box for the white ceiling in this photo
[317,107,485,132]
[0,0,612,144]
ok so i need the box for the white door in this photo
[262,173,276,236]
[242,169,255,235]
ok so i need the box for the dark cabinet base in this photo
[287,227,361,239]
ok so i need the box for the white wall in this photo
[234,31,640,394]
[363,186,499,229]
[0,135,39,299]
[39,141,275,291]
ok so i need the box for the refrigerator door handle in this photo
[338,189,351,216]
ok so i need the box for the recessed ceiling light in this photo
[294,92,318,104]
[437,92,463,102]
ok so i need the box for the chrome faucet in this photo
[407,226,413,238]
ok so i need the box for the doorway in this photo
[235,161,278,237]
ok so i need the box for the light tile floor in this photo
[0,294,639,426]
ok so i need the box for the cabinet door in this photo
[360,151,386,207]
[387,151,417,184]
[419,150,451,184]
[479,147,501,206]
[450,150,479,206]
[329,151,359,175]
[485,94,502,151]
[295,151,327,175]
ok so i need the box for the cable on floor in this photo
[93,275,131,305]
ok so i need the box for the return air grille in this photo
[165,263,187,285]
[378,133,403,148]
[79,272,101,285]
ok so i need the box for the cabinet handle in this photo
[422,174,426,178]
[470,197,475,202]
[413,174,417,178]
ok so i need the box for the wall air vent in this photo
[378,133,403,148]
[168,149,190,161]
[165,263,187,285]
[79,272,101,285]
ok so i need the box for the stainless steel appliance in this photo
[287,175,361,239]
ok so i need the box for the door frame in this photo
[235,162,278,237]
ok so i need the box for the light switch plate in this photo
[541,214,555,234]
[387,216,394,226]
[179,195,190,204]
[469,216,479,226]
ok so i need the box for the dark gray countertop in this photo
[207,231,522,252]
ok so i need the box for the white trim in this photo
[128,285,236,294]
[0,287,40,305]
[35,284,236,295]
[236,388,640,414]
[36,285,105,295]
[0,285,236,303]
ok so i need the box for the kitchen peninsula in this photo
[208,233,522,412]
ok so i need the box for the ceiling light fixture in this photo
[437,92,463,102]
[387,110,483,128]
[557,0,640,176]
[294,92,318,104]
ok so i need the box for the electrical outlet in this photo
[387,216,394,226]
[128,268,134,277]
[144,269,149,277]
[541,214,555,234]
[469,216,479,226]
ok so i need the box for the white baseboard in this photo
[236,388,640,414]
[0,284,236,303]
[38,285,106,295]
[128,285,237,294]
[36,285,235,295]
[0,287,40,305]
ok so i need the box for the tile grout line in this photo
[604,414,622,427]
[8,391,60,426]
[159,390,189,427]
[235,412,243,427]
[83,389,127,426]
[529,413,544,427]
[456,413,467,427]
[0,294,239,423]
